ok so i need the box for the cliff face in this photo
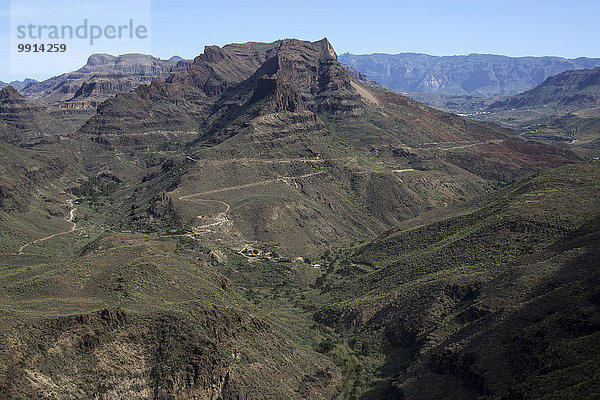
[250,75,307,114]
[266,39,360,113]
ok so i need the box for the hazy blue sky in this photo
[2,0,600,81]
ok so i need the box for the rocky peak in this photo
[196,45,230,64]
[1,86,36,111]
[86,53,117,67]
[0,86,24,101]
[261,38,359,113]
[277,37,338,62]
[317,37,338,61]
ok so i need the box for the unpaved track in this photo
[409,139,505,151]
[177,171,324,199]
[16,200,79,255]
[185,156,353,165]
[179,199,231,230]
[176,171,325,232]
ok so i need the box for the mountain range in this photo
[19,53,191,108]
[488,67,600,152]
[489,66,600,112]
[339,52,600,97]
[409,66,600,155]
[0,39,597,399]
[75,38,576,254]
[0,78,38,91]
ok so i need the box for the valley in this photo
[0,37,598,399]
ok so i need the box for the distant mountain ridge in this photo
[408,66,600,154]
[0,78,37,91]
[489,66,600,112]
[19,53,192,107]
[339,52,600,97]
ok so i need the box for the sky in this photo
[1,0,600,82]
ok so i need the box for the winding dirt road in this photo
[408,139,505,151]
[177,171,325,231]
[15,199,80,255]
[185,156,354,165]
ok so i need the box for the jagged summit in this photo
[85,53,117,66]
[239,38,359,114]
[193,41,279,65]
[272,39,350,90]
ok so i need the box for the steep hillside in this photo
[339,53,600,96]
[0,233,342,399]
[312,162,600,398]
[0,86,72,143]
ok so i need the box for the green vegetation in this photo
[1,38,597,399]
[311,162,600,398]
